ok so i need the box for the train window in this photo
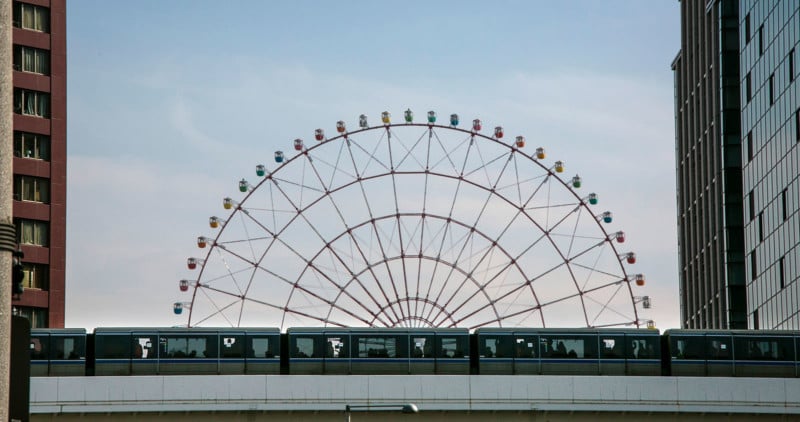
[248,336,277,358]
[291,336,318,358]
[325,335,348,358]
[733,337,794,361]
[411,336,433,358]
[161,335,217,359]
[437,335,467,358]
[671,336,704,359]
[132,335,157,359]
[95,334,130,359]
[354,335,407,358]
[540,335,596,358]
[626,335,658,359]
[514,336,537,358]
[480,336,512,358]
[220,335,245,358]
[50,336,83,360]
[599,335,624,359]
[30,336,48,360]
[705,336,731,360]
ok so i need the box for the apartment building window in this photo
[13,307,48,329]
[790,49,796,82]
[14,131,50,160]
[13,45,49,75]
[769,73,774,105]
[13,175,49,203]
[745,13,751,43]
[782,188,788,221]
[13,3,49,32]
[15,218,49,247]
[22,263,49,290]
[13,88,49,118]
[746,130,753,162]
[746,72,752,102]
[796,109,800,142]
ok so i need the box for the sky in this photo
[64,0,682,330]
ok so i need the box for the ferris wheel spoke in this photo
[386,129,414,318]
[389,127,428,170]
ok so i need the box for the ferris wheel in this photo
[175,110,650,330]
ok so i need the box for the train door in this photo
[131,331,158,375]
[29,333,49,376]
[435,333,469,375]
[409,334,434,374]
[477,333,513,375]
[288,331,323,374]
[246,332,280,374]
[323,332,350,374]
[598,334,624,375]
[705,334,733,376]
[624,333,660,375]
[49,331,86,376]
[94,331,132,375]
[668,333,706,376]
[513,334,539,375]
[219,332,246,374]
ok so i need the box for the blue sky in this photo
[65,1,682,329]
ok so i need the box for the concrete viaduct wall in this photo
[29,375,800,421]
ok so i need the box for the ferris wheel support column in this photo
[0,0,15,418]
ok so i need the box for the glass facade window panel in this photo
[791,49,796,82]
[769,73,774,105]
[758,212,764,241]
[22,263,48,290]
[220,335,245,358]
[783,189,788,220]
[15,218,48,246]
[746,72,752,102]
[751,251,758,280]
[749,191,755,220]
[161,335,216,358]
[780,257,785,289]
[758,25,763,55]
[747,131,753,161]
[14,131,50,160]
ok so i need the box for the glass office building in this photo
[674,0,799,329]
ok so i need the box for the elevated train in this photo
[28,327,800,378]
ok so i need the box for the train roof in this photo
[663,329,800,336]
[31,328,86,335]
[286,327,468,334]
[474,327,661,335]
[93,327,280,334]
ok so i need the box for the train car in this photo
[93,327,280,376]
[30,328,87,377]
[664,329,800,377]
[287,327,469,375]
[475,327,661,376]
